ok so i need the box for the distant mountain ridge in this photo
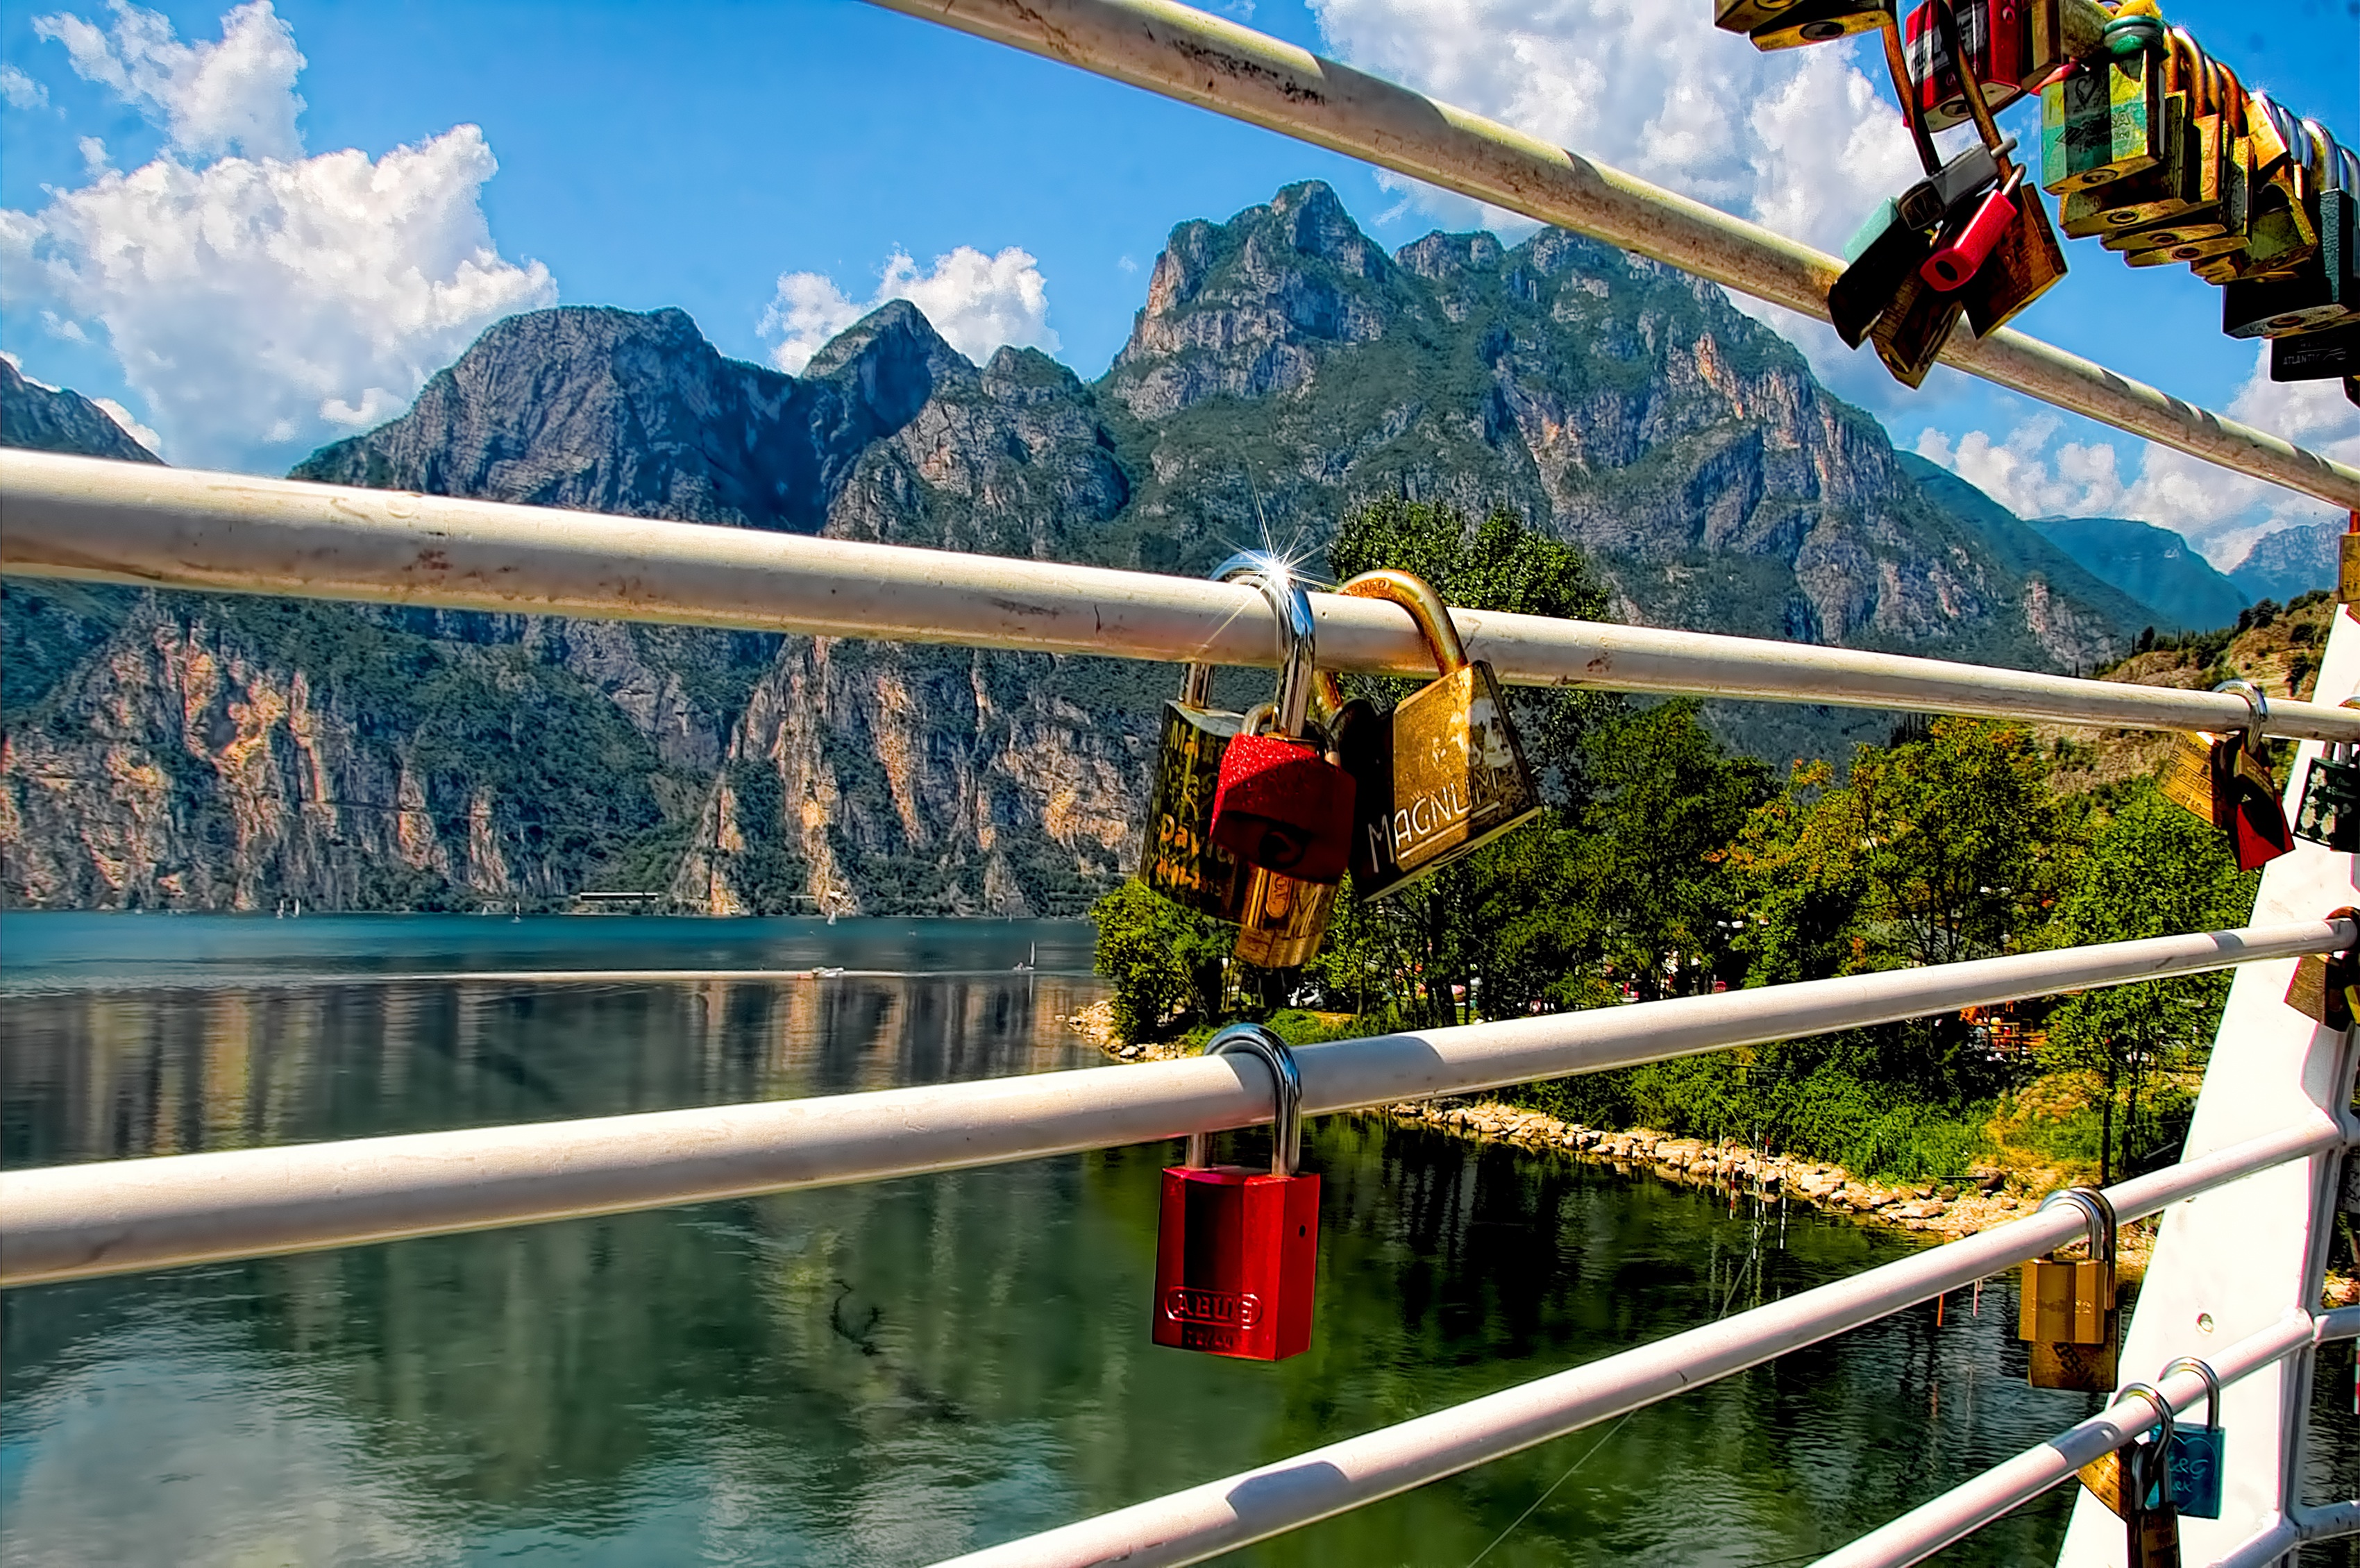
[2230,521,2340,606]
[5,180,2165,914]
[2029,516,2249,636]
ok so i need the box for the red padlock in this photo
[1207,565,1356,884]
[1922,180,2020,291]
[2220,679,2295,872]
[1152,1023,1320,1362]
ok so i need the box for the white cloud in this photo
[7,2,554,469]
[93,394,160,453]
[1916,347,2360,567]
[35,0,304,159]
[1307,0,1921,258]
[1,64,51,109]
[761,246,1059,376]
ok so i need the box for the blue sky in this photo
[1,0,2352,565]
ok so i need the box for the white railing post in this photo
[2057,605,2360,1567]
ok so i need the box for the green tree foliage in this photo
[2040,780,2256,1180]
[1091,880,1238,1040]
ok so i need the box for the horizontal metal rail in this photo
[1,916,2344,1288]
[2218,1501,2360,1568]
[7,453,2357,744]
[865,0,2360,513]
[929,1119,2345,1568]
[1814,1308,2359,1568]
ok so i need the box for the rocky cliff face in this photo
[3,182,2142,914]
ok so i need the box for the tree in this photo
[2041,781,2257,1181]
[1572,698,1773,1002]
[1091,880,1236,1041]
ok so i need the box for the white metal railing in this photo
[926,1122,2349,1568]
[6,451,2359,745]
[1818,1307,2360,1568]
[862,0,2360,513]
[1,917,2343,1288]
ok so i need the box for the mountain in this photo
[1,357,160,464]
[2229,520,2341,605]
[2027,516,2248,635]
[3,180,2154,915]
[1892,453,2168,652]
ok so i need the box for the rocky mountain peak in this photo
[1,357,160,464]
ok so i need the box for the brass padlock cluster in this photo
[2155,680,2292,872]
[1136,558,1542,970]
[2018,1185,2118,1392]
[1710,1,2356,398]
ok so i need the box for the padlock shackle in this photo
[2040,1184,2117,1264]
[1336,570,1472,677]
[2160,1355,2221,1431]
[2117,1379,2177,1500]
[1186,553,1319,736]
[2164,28,2206,117]
[1880,0,1942,179]
[1183,1022,1304,1177]
[2213,677,2269,753]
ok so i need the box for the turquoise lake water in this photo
[2,912,2352,1565]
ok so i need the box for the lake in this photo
[2,913,2352,1566]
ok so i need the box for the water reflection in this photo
[3,916,2354,1566]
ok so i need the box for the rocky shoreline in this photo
[1061,1002,2161,1279]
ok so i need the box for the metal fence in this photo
[5,4,2360,1561]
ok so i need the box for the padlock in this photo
[1963,169,2068,336]
[2022,1186,2118,1392]
[2159,1356,2226,1519]
[1922,183,2018,289]
[1206,569,1356,884]
[2062,32,2204,239]
[2229,128,2354,337]
[1714,0,1805,33]
[2284,909,2359,1030]
[2295,741,2360,851]
[1138,554,1308,920]
[1834,203,1944,347]
[2077,1381,2166,1517]
[2220,680,2295,871]
[2227,94,2322,283]
[1322,570,1543,900]
[2041,33,2164,196]
[2125,1407,2183,1568]
[2158,684,2293,872]
[2274,322,2360,382]
[1232,676,1361,969]
[1872,262,1967,387]
[2343,514,2360,605]
[1904,0,2030,132]
[1151,1022,1320,1361]
[1749,0,1887,51]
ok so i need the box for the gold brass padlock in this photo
[1138,554,1315,921]
[1323,571,1542,900]
[2079,1381,2168,1517]
[2340,514,2360,604]
[2157,730,2239,827]
[2022,1186,2118,1392]
[2286,910,2359,1030]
